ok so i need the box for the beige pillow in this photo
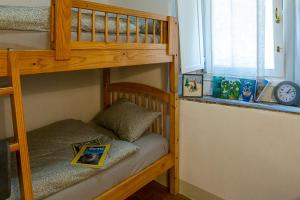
[94,99,160,142]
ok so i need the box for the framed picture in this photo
[182,74,203,97]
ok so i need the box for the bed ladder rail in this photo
[1,50,34,200]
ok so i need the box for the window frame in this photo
[177,0,205,73]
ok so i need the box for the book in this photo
[71,144,110,168]
[72,138,103,155]
[220,80,230,99]
[228,80,241,100]
[255,79,270,102]
[212,76,225,98]
[239,79,257,102]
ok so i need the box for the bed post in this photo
[168,16,180,194]
[54,0,72,60]
[103,69,111,109]
[7,50,34,200]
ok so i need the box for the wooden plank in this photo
[108,82,170,104]
[103,69,110,109]
[145,18,148,43]
[116,15,120,42]
[168,17,178,56]
[77,8,82,41]
[168,16,179,195]
[92,10,96,42]
[55,0,72,60]
[105,13,109,43]
[153,20,156,44]
[136,17,139,43]
[8,51,33,200]
[163,21,168,44]
[71,42,167,50]
[50,0,55,49]
[0,50,172,77]
[160,21,163,44]
[0,87,14,96]
[10,143,20,152]
[72,0,168,21]
[94,154,174,200]
[127,16,130,43]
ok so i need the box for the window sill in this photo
[180,96,300,115]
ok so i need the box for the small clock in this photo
[274,81,300,106]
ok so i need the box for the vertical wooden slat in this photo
[142,95,146,108]
[148,96,153,132]
[113,92,117,102]
[116,15,120,42]
[55,0,72,60]
[103,69,110,109]
[153,19,156,44]
[145,18,148,43]
[105,13,109,43]
[156,100,160,134]
[50,1,55,48]
[8,51,33,199]
[162,103,166,137]
[136,17,139,43]
[132,93,136,103]
[168,16,179,195]
[77,8,82,41]
[92,10,96,42]
[168,16,176,55]
[163,21,168,44]
[160,21,163,44]
[127,16,130,43]
[153,98,156,132]
[135,94,138,104]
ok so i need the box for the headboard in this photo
[105,82,169,138]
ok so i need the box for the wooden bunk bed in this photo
[0,0,179,199]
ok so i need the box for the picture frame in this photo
[182,74,203,97]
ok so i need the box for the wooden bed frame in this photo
[0,0,179,199]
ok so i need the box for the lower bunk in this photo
[8,82,174,200]
[10,119,169,200]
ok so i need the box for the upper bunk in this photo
[0,0,178,77]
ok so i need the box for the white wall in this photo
[0,71,101,139]
[180,100,300,200]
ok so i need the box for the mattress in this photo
[0,30,161,50]
[10,120,168,200]
[46,133,168,200]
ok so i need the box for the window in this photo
[204,0,284,78]
[178,0,285,78]
[177,0,205,73]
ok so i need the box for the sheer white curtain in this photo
[210,0,259,77]
[285,0,300,84]
[204,0,282,78]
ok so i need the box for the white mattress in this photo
[0,30,160,50]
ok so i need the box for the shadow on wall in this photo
[111,64,168,90]
[20,69,102,96]
[0,69,102,139]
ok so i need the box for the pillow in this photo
[94,98,160,142]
